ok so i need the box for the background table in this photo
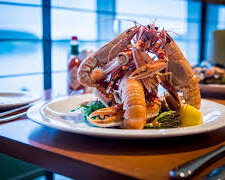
[0,90,225,179]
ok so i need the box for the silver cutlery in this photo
[202,163,225,180]
[0,104,33,123]
[0,111,27,123]
[0,104,33,117]
[170,145,225,179]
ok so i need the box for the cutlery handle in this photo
[0,112,27,123]
[0,104,32,117]
[170,145,225,179]
[203,163,225,180]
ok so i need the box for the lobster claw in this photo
[130,59,167,79]
[157,74,182,111]
[91,51,131,82]
[108,26,140,61]
[132,46,153,67]
[86,106,123,127]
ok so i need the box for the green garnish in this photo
[221,77,225,84]
[145,110,180,129]
[71,106,82,112]
[71,101,106,117]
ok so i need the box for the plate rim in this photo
[0,91,40,109]
[27,95,225,139]
[199,83,225,95]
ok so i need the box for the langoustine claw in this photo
[156,74,181,111]
[134,25,201,109]
[132,47,158,93]
[77,26,139,87]
[164,33,201,109]
[90,51,131,82]
[129,59,167,79]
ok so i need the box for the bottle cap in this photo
[72,36,78,41]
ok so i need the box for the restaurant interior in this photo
[0,0,225,179]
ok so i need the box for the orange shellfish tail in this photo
[122,79,146,129]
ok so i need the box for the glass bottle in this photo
[67,36,84,94]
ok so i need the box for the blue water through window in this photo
[0,0,224,93]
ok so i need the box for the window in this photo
[204,3,225,62]
[51,0,97,95]
[0,0,224,93]
[0,1,43,92]
[116,0,201,65]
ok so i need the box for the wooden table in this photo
[0,90,225,180]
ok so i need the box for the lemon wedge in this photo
[179,104,203,127]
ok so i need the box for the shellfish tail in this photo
[122,78,146,129]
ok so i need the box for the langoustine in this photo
[77,23,201,129]
[131,25,201,109]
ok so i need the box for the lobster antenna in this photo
[145,17,158,31]
[166,30,181,37]
[99,18,143,26]
[116,18,139,24]
[152,17,158,25]
[118,18,144,27]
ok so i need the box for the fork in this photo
[0,104,33,123]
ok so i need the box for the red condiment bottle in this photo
[67,36,84,94]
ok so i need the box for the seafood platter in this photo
[28,24,225,138]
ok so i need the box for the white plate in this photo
[0,91,40,110]
[200,84,225,95]
[27,94,225,139]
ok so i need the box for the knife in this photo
[169,145,225,179]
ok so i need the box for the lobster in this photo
[77,23,201,129]
[129,24,201,109]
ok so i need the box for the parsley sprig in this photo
[71,101,106,117]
